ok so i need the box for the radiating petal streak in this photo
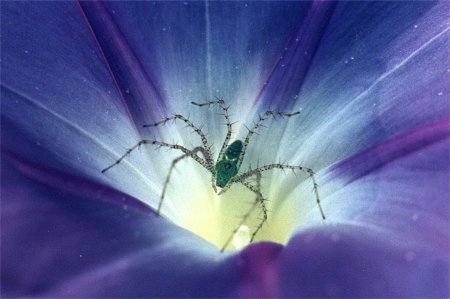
[254,1,336,110]
[75,1,141,134]
[204,1,213,99]
[328,119,449,185]
[77,1,167,129]
[7,153,155,215]
[1,83,160,195]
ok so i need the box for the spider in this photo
[102,99,325,251]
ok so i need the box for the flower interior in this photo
[155,156,320,251]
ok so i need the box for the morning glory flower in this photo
[1,1,449,297]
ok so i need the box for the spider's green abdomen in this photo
[215,140,242,187]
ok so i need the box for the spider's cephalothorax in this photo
[102,99,325,251]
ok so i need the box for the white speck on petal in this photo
[331,233,340,242]
[404,251,416,261]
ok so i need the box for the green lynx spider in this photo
[102,99,325,251]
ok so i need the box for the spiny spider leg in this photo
[143,114,215,173]
[144,112,216,192]
[101,140,210,175]
[158,147,208,215]
[241,172,268,243]
[191,98,233,191]
[229,163,325,219]
[191,98,233,160]
[220,172,266,251]
[237,110,300,169]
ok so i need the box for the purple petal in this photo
[279,121,449,297]
[280,224,448,298]
[1,155,284,297]
[235,242,283,298]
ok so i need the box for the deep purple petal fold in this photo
[78,1,167,128]
[255,1,336,110]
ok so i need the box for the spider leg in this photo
[143,114,215,172]
[231,163,325,219]
[157,146,206,215]
[101,139,211,175]
[191,98,233,191]
[238,110,300,169]
[192,98,233,161]
[220,172,267,251]
[241,172,268,243]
